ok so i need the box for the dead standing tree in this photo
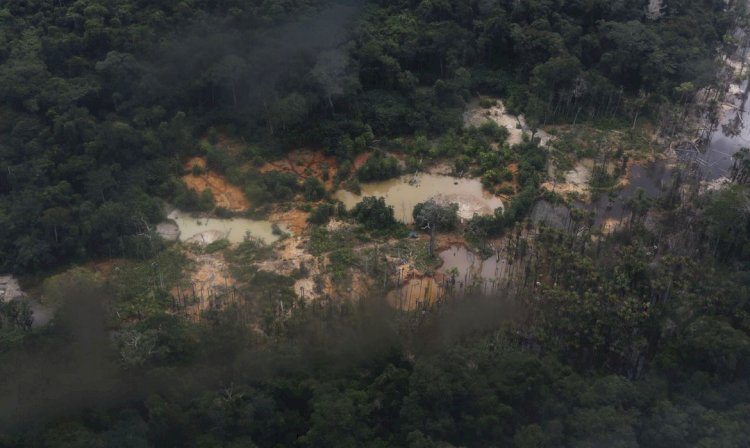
[413,200,459,257]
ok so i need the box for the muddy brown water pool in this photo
[387,245,510,310]
[335,173,504,223]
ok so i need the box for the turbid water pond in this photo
[159,209,288,245]
[387,245,510,310]
[335,173,504,223]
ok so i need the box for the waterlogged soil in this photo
[703,79,750,180]
[591,160,674,227]
[335,173,504,223]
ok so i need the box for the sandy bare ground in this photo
[184,229,228,246]
[464,97,554,147]
[183,157,250,211]
[464,98,526,145]
[542,159,593,198]
[256,236,321,300]
[269,207,310,235]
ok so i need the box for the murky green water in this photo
[163,209,287,244]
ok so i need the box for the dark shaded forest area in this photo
[1,0,750,447]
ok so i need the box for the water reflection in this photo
[388,245,510,310]
[703,80,750,179]
[592,161,674,226]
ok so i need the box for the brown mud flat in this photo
[183,157,250,211]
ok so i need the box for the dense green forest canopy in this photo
[0,0,733,272]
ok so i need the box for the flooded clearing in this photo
[438,245,508,287]
[531,200,573,230]
[388,245,511,310]
[701,80,750,180]
[540,156,675,232]
[335,173,504,223]
[591,160,674,227]
[680,43,750,180]
[161,209,288,245]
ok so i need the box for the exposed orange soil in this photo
[259,149,339,190]
[269,207,310,235]
[183,157,250,211]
